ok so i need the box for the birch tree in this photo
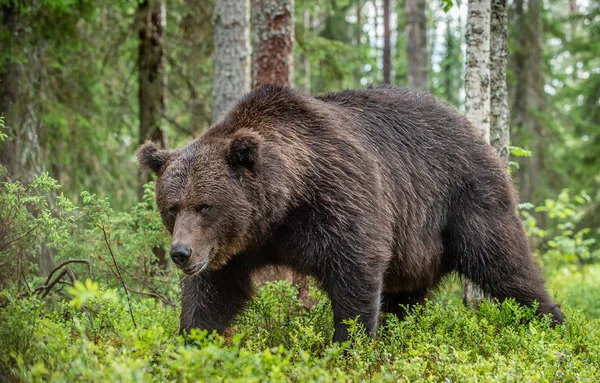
[463,0,491,307]
[212,0,251,123]
[490,0,509,165]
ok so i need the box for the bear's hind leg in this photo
[449,209,564,325]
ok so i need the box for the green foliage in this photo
[521,190,599,270]
[0,170,77,285]
[0,116,6,141]
[1,281,600,382]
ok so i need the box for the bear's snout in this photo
[170,245,192,268]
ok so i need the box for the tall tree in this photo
[490,0,509,164]
[251,0,309,301]
[139,0,168,270]
[138,0,167,199]
[212,0,251,123]
[0,3,44,184]
[252,0,294,88]
[511,0,544,208]
[0,2,21,179]
[463,0,491,307]
[383,0,392,84]
[406,0,429,89]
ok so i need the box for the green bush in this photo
[1,282,599,382]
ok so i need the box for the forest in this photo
[0,0,599,381]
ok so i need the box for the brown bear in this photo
[138,85,563,343]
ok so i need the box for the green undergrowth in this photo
[1,277,599,382]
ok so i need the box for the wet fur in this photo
[140,85,564,342]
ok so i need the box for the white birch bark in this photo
[463,0,491,307]
[212,0,251,123]
[464,0,491,139]
[490,0,509,165]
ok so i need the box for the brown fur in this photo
[138,85,564,342]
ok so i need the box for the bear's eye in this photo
[167,205,178,216]
[195,204,211,215]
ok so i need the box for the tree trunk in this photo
[406,0,428,90]
[383,0,392,84]
[138,0,168,270]
[525,0,544,208]
[251,0,294,88]
[138,0,167,196]
[463,0,491,308]
[490,0,509,165]
[511,0,544,211]
[212,0,251,123]
[1,3,55,277]
[251,0,308,302]
[1,2,20,179]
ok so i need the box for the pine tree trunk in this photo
[490,0,509,165]
[383,0,392,84]
[463,0,491,308]
[1,3,55,276]
[212,0,251,123]
[0,2,19,178]
[252,0,294,88]
[138,0,168,270]
[406,0,428,90]
[525,0,544,210]
[251,0,309,303]
[138,0,167,186]
[511,0,543,212]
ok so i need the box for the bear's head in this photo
[137,130,265,275]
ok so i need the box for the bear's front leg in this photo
[180,256,254,335]
[323,264,383,343]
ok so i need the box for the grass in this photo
[1,266,599,382]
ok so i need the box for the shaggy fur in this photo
[138,85,564,342]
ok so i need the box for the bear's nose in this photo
[170,245,192,267]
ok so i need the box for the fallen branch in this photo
[18,259,92,299]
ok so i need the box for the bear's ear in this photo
[227,132,261,173]
[137,141,170,174]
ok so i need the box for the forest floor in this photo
[1,265,599,382]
